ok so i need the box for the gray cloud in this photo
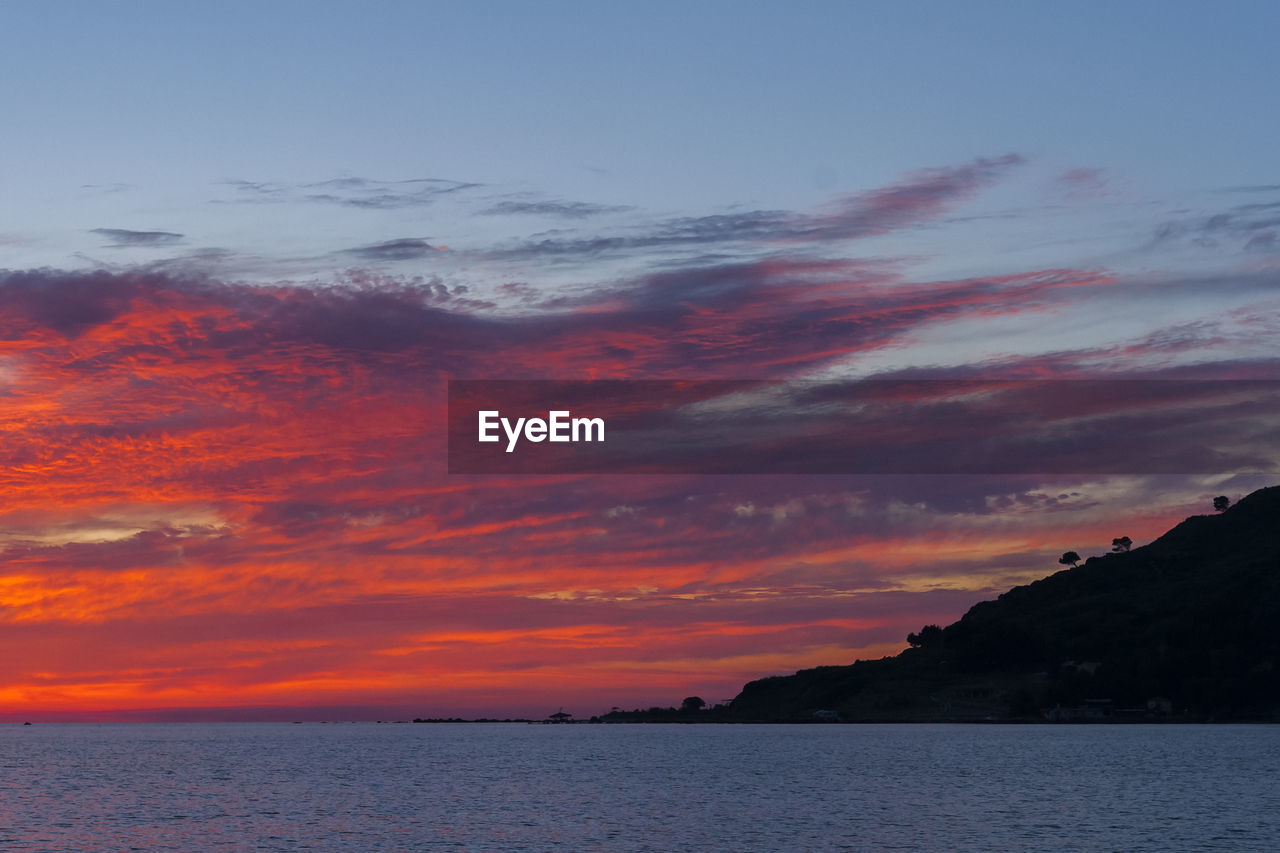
[343,238,441,261]
[486,154,1024,262]
[479,199,633,218]
[91,228,185,247]
[222,176,481,210]
[1154,199,1280,250]
[484,209,788,261]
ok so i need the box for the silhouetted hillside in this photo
[728,486,1280,722]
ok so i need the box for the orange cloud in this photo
[0,268,1252,720]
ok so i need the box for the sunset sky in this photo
[1,2,1278,720]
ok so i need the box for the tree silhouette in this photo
[907,624,944,649]
[1213,495,1230,512]
[1059,551,1081,568]
[680,696,706,713]
[1111,536,1132,553]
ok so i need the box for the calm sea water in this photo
[1,722,1277,851]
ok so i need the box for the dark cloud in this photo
[1153,199,1280,250]
[485,209,788,260]
[222,179,282,197]
[222,176,481,209]
[799,154,1025,241]
[449,378,1280,476]
[480,199,634,218]
[342,238,441,261]
[0,268,148,335]
[10,254,1271,389]
[91,228,185,247]
[0,252,1098,384]
[487,154,1024,262]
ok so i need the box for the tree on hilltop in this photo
[907,624,944,649]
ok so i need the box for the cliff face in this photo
[730,486,1280,722]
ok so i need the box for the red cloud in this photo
[0,262,1265,719]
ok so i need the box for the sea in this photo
[1,722,1277,851]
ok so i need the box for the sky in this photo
[1,1,1278,720]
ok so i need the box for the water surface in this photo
[1,723,1276,851]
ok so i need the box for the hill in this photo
[724,485,1280,722]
